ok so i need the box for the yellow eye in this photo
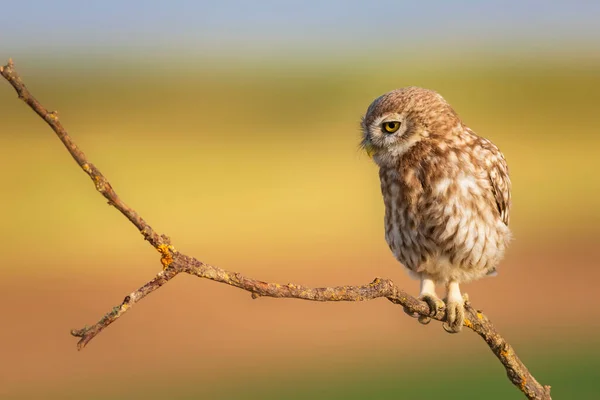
[382,121,401,133]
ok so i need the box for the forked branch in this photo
[1,59,551,400]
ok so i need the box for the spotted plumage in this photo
[361,87,511,332]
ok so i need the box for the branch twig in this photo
[1,59,552,400]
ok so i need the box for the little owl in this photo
[361,87,511,333]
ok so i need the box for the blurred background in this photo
[1,1,599,399]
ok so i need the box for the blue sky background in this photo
[2,1,599,57]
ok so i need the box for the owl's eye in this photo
[382,121,401,133]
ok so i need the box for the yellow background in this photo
[1,54,599,398]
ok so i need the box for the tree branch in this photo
[1,59,552,400]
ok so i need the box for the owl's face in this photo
[360,108,417,167]
[361,87,459,167]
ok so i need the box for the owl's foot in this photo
[442,282,466,333]
[402,293,444,324]
[417,294,445,325]
[442,299,465,333]
[403,277,445,324]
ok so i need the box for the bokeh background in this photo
[1,1,600,399]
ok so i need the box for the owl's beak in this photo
[362,138,376,158]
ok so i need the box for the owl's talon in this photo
[442,299,465,333]
[420,294,445,317]
[403,307,416,318]
[402,304,433,325]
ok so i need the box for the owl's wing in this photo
[486,146,511,226]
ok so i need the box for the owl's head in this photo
[360,86,460,167]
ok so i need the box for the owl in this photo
[361,87,511,332]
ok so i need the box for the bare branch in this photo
[0,59,168,249]
[70,266,179,350]
[1,59,552,400]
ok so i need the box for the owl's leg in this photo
[415,277,445,324]
[443,281,465,333]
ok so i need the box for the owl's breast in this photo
[379,167,435,272]
[379,163,511,284]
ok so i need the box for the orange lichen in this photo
[477,312,484,320]
[464,318,473,328]
[92,175,105,192]
[520,377,527,390]
[157,244,175,269]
